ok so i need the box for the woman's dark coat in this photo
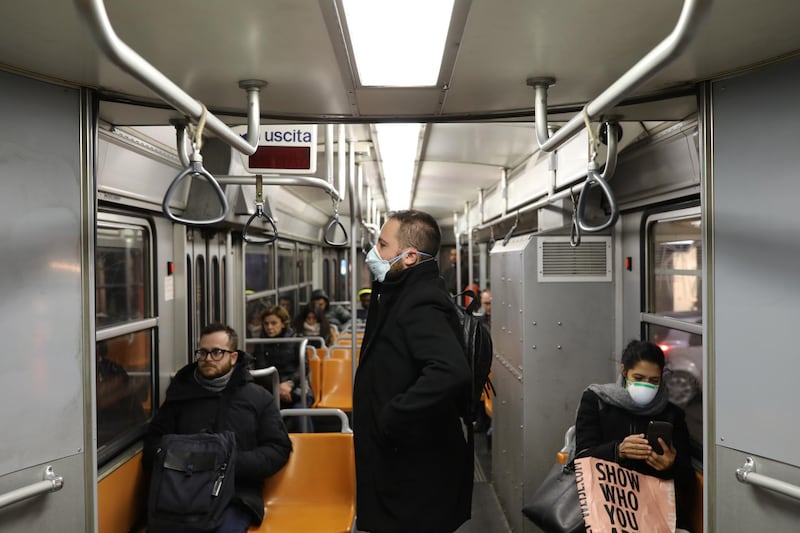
[252,327,311,406]
[353,260,473,533]
[575,388,696,529]
[143,359,292,526]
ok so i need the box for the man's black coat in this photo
[354,260,473,533]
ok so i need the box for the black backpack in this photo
[452,290,495,424]
[147,430,237,533]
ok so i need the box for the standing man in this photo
[354,210,473,533]
[479,288,492,328]
[144,323,292,533]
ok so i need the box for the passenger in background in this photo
[245,294,268,338]
[252,306,312,412]
[143,323,292,533]
[293,305,333,348]
[354,210,473,533]
[575,340,695,532]
[278,294,293,317]
[478,288,492,328]
[310,288,351,328]
[441,248,459,295]
[356,287,372,321]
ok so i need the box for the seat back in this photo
[316,358,353,411]
[307,352,321,407]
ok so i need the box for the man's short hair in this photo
[200,323,239,350]
[387,210,441,255]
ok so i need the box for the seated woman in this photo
[253,306,312,410]
[575,340,695,532]
[293,305,333,348]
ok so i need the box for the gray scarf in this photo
[587,379,669,417]
[194,367,234,393]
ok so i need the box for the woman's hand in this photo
[617,433,652,461]
[645,438,677,471]
[279,381,293,403]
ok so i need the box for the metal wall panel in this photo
[0,70,84,476]
[491,234,614,532]
[711,56,800,531]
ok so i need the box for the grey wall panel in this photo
[0,454,87,532]
[620,211,644,353]
[712,57,800,468]
[0,70,84,477]
[491,236,527,533]
[715,446,800,533]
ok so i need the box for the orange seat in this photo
[316,358,352,411]
[307,354,321,407]
[329,346,355,359]
[248,432,355,533]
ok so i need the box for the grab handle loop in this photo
[576,169,619,232]
[324,217,348,246]
[502,211,519,246]
[569,189,581,247]
[324,197,348,246]
[242,175,278,245]
[162,104,229,225]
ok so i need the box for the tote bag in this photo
[574,457,676,533]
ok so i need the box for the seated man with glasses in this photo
[143,323,292,533]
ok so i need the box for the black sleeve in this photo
[142,400,178,473]
[574,390,619,462]
[234,388,293,484]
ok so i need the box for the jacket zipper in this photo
[212,462,227,497]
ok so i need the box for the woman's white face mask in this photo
[627,381,658,406]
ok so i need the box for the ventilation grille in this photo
[537,236,611,282]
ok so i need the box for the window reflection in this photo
[95,225,150,327]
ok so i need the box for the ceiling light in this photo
[342,0,454,87]
[375,123,421,211]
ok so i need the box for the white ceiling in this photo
[2,0,800,223]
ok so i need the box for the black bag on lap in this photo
[522,461,585,533]
[148,431,237,533]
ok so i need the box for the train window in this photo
[96,215,155,465]
[278,242,296,286]
[644,210,702,457]
[96,224,151,326]
[96,332,152,459]
[245,245,274,292]
[196,255,207,330]
[212,257,221,322]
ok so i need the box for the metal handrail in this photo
[0,466,64,510]
[75,0,263,156]
[215,176,342,201]
[249,366,281,412]
[736,457,800,501]
[529,0,711,153]
[575,122,620,233]
[162,149,230,225]
[247,337,309,410]
[281,408,352,433]
[242,176,278,245]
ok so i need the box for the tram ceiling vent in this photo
[537,236,611,283]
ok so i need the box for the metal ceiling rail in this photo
[214,175,342,200]
[75,0,263,155]
[529,0,711,153]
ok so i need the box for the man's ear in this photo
[403,249,419,266]
[231,350,240,365]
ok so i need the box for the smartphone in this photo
[647,421,674,454]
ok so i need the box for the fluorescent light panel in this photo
[342,0,454,87]
[376,123,421,211]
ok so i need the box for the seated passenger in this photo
[293,305,333,348]
[253,306,312,409]
[310,288,351,328]
[575,340,695,531]
[143,323,292,533]
[356,287,371,321]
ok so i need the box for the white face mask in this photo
[365,246,408,282]
[627,381,658,406]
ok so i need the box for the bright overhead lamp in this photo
[342,0,455,87]
[375,123,421,211]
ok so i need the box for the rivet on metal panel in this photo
[557,321,562,326]
[532,321,537,325]
[519,309,522,314]
[532,345,536,350]
[557,345,562,350]
[721,437,725,441]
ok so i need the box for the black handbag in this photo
[522,461,585,533]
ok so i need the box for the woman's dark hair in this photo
[293,305,331,338]
[621,339,665,372]
[259,305,291,330]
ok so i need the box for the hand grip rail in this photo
[249,365,281,413]
[0,466,64,510]
[75,0,263,156]
[736,457,800,501]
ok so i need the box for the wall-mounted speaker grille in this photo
[537,236,612,282]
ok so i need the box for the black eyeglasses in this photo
[194,348,234,361]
